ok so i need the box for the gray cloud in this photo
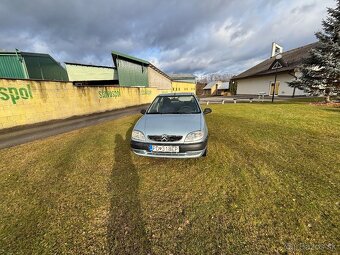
[0,0,335,75]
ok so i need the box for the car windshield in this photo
[147,95,201,114]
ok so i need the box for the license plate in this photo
[149,145,179,153]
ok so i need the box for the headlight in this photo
[184,130,204,142]
[132,130,146,141]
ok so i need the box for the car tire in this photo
[202,148,207,157]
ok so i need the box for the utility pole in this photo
[272,54,282,103]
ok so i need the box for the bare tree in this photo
[197,73,234,83]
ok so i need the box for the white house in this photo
[232,42,318,96]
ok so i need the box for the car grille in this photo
[148,135,182,142]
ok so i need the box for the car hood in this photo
[135,114,202,136]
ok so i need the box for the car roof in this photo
[158,92,195,96]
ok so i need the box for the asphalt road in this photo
[0,105,148,150]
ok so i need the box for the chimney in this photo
[271,42,283,57]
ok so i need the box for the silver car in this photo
[130,93,211,158]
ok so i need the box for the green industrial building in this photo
[0,49,174,89]
[112,50,149,87]
[0,51,68,81]
[67,51,171,89]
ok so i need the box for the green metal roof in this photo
[111,50,149,65]
[0,53,27,79]
[0,51,68,81]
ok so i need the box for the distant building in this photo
[170,74,196,94]
[217,82,230,95]
[202,81,230,96]
[203,81,222,95]
[232,42,317,96]
[65,62,118,82]
[0,51,68,81]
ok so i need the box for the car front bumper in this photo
[130,139,208,158]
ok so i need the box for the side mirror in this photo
[140,109,146,114]
[203,108,212,114]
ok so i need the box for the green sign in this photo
[99,89,121,99]
[0,84,33,104]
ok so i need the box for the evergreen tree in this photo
[289,0,340,102]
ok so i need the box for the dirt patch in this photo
[309,101,340,107]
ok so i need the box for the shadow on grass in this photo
[107,124,151,255]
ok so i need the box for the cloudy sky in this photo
[0,0,336,75]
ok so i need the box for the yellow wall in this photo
[171,81,196,94]
[0,79,163,130]
[148,67,172,90]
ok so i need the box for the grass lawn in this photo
[0,101,339,254]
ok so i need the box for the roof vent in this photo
[271,42,283,57]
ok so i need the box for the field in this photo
[0,100,339,254]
